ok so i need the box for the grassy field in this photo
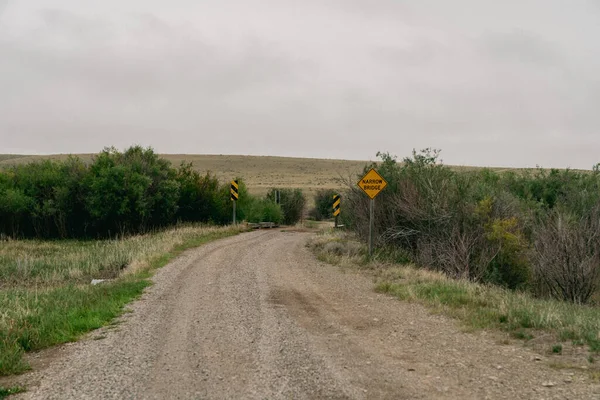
[0,224,246,376]
[0,154,369,201]
[308,229,600,369]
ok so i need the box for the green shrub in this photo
[0,146,253,239]
[84,146,180,235]
[175,163,229,224]
[310,189,338,221]
[266,188,306,225]
[246,198,283,224]
[552,344,563,354]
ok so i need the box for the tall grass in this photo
[0,225,241,286]
[0,224,246,376]
[0,385,25,398]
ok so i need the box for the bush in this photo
[1,157,89,238]
[0,146,251,239]
[175,163,228,224]
[84,146,180,235]
[266,188,306,225]
[532,207,600,304]
[245,198,283,224]
[483,216,530,290]
[343,149,600,303]
[310,189,338,221]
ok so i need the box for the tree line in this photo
[0,146,306,239]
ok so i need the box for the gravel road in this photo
[14,230,600,399]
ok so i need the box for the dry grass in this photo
[307,229,367,267]
[0,155,24,163]
[0,225,245,287]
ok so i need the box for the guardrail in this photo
[247,222,280,229]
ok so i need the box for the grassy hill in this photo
[0,155,26,162]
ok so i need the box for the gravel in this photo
[13,230,600,399]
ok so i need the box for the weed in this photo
[549,362,578,370]
[511,331,534,341]
[588,339,600,353]
[552,344,563,354]
[560,330,578,341]
[0,386,25,399]
[589,371,600,382]
[302,220,319,229]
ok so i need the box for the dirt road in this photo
[15,230,600,399]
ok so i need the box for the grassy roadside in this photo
[308,229,600,364]
[0,386,25,399]
[0,224,247,376]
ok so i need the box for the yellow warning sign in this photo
[230,180,239,201]
[333,194,341,217]
[357,169,387,199]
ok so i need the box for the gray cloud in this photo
[1,1,599,168]
[481,30,563,66]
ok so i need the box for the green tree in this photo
[266,188,306,225]
[84,146,180,236]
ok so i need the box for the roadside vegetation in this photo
[0,385,25,399]
[0,146,306,240]
[309,230,600,366]
[338,149,600,305]
[0,146,311,377]
[309,148,600,364]
[266,188,306,225]
[308,189,338,221]
[0,224,246,376]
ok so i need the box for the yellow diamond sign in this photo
[357,168,387,199]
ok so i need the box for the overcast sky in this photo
[1,1,599,168]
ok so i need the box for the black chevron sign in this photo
[230,180,239,201]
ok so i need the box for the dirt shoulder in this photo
[6,230,600,399]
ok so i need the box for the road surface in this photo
[16,230,600,399]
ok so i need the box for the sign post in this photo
[333,194,341,228]
[369,197,374,255]
[357,168,387,257]
[230,180,239,224]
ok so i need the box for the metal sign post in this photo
[369,198,374,256]
[357,168,387,257]
[333,194,341,228]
